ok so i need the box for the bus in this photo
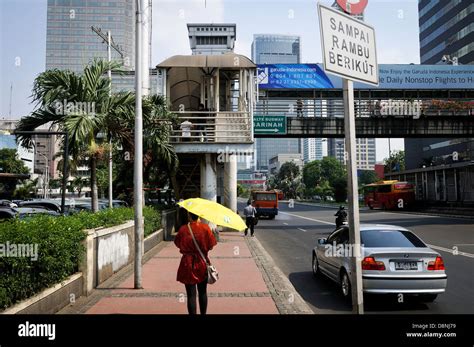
[363,180,415,210]
[251,190,279,219]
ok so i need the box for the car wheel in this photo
[419,294,438,302]
[312,253,321,277]
[368,203,373,210]
[269,215,275,220]
[340,270,352,302]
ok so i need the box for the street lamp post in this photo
[91,26,125,209]
[133,0,145,289]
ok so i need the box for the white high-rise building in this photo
[188,24,236,55]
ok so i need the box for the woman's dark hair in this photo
[188,212,199,221]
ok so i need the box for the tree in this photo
[16,60,178,211]
[13,179,37,200]
[332,177,348,203]
[303,157,346,198]
[0,149,29,175]
[359,170,379,186]
[302,160,322,192]
[314,180,333,200]
[277,162,300,181]
[384,150,405,173]
[69,176,87,197]
[0,149,30,199]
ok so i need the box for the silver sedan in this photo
[312,224,447,302]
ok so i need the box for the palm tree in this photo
[17,59,135,212]
[17,59,179,211]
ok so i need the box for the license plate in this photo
[395,261,418,270]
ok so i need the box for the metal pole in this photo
[108,30,113,209]
[343,79,364,314]
[134,0,144,289]
[61,132,68,214]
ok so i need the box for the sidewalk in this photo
[60,232,312,314]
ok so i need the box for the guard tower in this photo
[156,53,256,212]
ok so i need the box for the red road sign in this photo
[336,0,368,15]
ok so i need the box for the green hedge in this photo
[0,206,161,309]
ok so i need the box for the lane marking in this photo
[283,222,289,226]
[279,211,334,225]
[298,228,307,232]
[427,244,474,259]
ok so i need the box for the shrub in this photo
[0,206,161,309]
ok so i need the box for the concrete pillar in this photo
[224,154,237,212]
[200,154,217,201]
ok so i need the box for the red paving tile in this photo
[207,258,268,293]
[86,233,277,314]
[87,297,278,314]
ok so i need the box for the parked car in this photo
[18,200,62,213]
[0,199,17,208]
[0,207,60,220]
[312,224,447,303]
[98,199,129,208]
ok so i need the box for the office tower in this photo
[187,24,236,55]
[397,0,474,204]
[406,0,473,169]
[328,138,376,170]
[419,0,473,65]
[252,34,302,171]
[46,0,136,72]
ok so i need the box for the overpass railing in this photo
[170,111,252,144]
[254,99,474,118]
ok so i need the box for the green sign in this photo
[254,115,287,135]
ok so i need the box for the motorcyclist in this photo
[334,206,348,228]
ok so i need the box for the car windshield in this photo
[361,229,427,248]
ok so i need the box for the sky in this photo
[0,0,422,161]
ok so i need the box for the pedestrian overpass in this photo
[254,63,474,137]
[156,58,474,204]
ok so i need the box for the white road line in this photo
[283,222,289,225]
[281,211,474,260]
[298,228,307,232]
[427,244,474,259]
[279,211,334,225]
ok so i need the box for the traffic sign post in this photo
[318,2,378,314]
[254,115,287,135]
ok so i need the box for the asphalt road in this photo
[238,200,474,314]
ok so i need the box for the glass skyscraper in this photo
[252,34,303,171]
[46,0,136,72]
[419,0,473,65]
[405,0,474,170]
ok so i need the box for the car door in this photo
[319,228,344,281]
[332,227,350,279]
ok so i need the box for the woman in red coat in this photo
[174,212,217,314]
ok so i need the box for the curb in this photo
[245,236,313,314]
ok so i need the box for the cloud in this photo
[152,0,225,66]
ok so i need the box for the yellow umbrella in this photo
[178,198,247,231]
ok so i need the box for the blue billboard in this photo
[257,64,334,89]
[257,64,474,90]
